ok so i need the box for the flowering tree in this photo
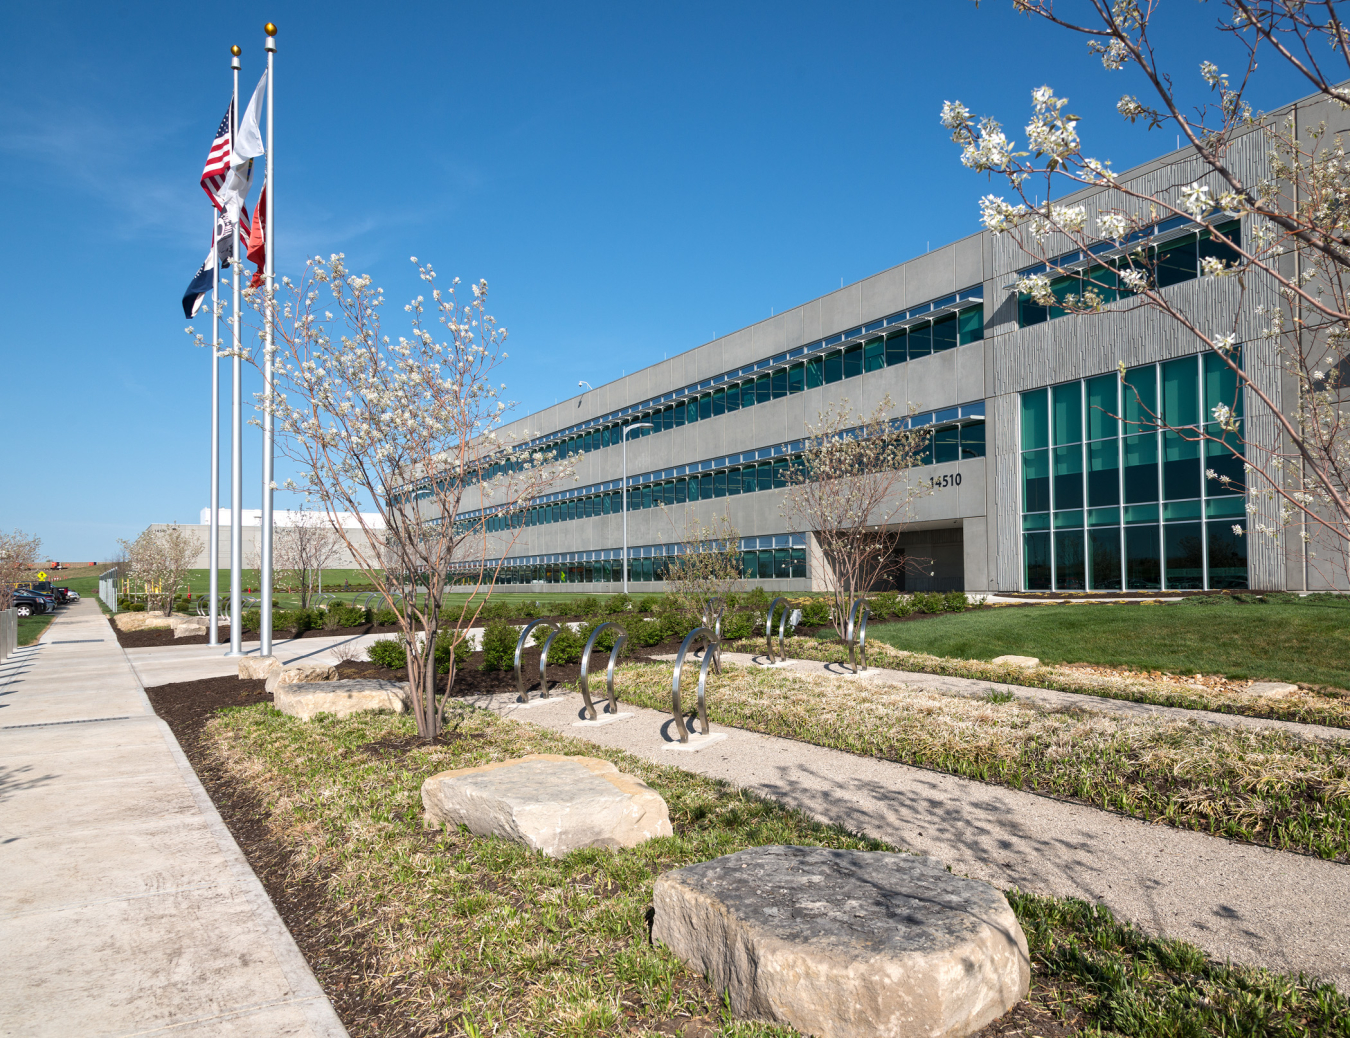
[941,0,1350,584]
[781,396,933,638]
[247,508,343,609]
[662,512,744,622]
[236,255,568,741]
[0,529,42,610]
[118,526,202,615]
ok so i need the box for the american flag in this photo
[200,101,233,210]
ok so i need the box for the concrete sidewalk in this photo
[473,683,1350,991]
[0,600,348,1038]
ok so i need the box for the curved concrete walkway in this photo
[0,600,348,1037]
[464,683,1350,992]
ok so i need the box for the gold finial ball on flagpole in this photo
[264,22,277,36]
[231,44,241,55]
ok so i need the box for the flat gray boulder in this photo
[652,845,1029,1038]
[421,754,672,858]
[273,678,408,720]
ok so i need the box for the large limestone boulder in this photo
[273,679,408,720]
[265,662,339,693]
[421,754,672,858]
[114,612,176,632]
[652,845,1029,1038]
[238,656,281,680]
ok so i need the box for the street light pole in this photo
[621,422,652,594]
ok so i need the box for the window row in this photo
[452,548,809,586]
[470,420,986,533]
[1024,520,1247,591]
[550,306,984,459]
[1019,221,1241,328]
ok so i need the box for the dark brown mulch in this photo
[113,622,407,649]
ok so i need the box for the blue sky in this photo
[0,1,1310,560]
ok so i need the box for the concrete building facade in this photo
[445,87,1348,595]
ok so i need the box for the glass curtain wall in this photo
[1020,352,1246,590]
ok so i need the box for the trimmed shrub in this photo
[912,592,947,614]
[796,598,831,627]
[434,630,471,675]
[374,606,398,626]
[481,621,518,672]
[635,594,661,613]
[367,638,407,670]
[602,593,631,615]
[869,592,899,618]
[533,623,582,664]
[572,596,600,618]
[892,595,916,618]
[630,618,664,647]
[241,608,261,633]
[742,587,770,612]
[516,600,541,620]
[580,621,626,655]
[943,590,970,612]
[721,611,753,640]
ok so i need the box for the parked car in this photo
[62,588,80,602]
[12,589,49,618]
[19,581,65,606]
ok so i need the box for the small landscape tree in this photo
[0,529,42,610]
[661,512,744,628]
[118,526,203,615]
[781,396,933,639]
[233,254,570,741]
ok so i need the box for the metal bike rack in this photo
[845,598,871,674]
[764,596,790,664]
[515,619,560,703]
[361,592,379,611]
[700,597,725,669]
[579,622,627,719]
[671,626,719,743]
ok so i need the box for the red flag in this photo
[247,185,267,288]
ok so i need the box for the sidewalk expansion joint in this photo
[1,715,132,730]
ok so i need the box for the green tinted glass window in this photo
[725,383,740,412]
[743,467,757,493]
[1021,388,1049,450]
[712,388,725,416]
[773,459,788,487]
[771,367,788,398]
[908,323,932,358]
[1053,382,1082,444]
[960,422,986,458]
[1023,449,1050,512]
[958,306,984,344]
[1123,366,1157,431]
[885,329,906,365]
[932,314,958,352]
[1162,431,1201,500]
[756,374,771,403]
[863,337,885,371]
[699,393,712,421]
[843,344,863,378]
[1123,433,1158,503]
[934,427,960,463]
[1203,348,1243,421]
[1162,356,1199,427]
[806,357,823,388]
[1054,444,1084,509]
[788,362,805,393]
[1086,374,1118,440]
[758,461,772,491]
[1087,439,1120,508]
[1156,236,1198,288]
[823,351,843,383]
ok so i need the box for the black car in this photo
[12,589,49,618]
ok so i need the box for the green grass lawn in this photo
[869,594,1350,689]
[18,614,54,646]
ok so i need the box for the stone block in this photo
[991,655,1040,669]
[265,662,339,694]
[652,845,1029,1038]
[272,679,407,720]
[1249,681,1299,697]
[238,656,281,680]
[421,754,672,858]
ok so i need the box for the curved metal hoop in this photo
[701,597,725,669]
[845,598,871,674]
[515,619,559,703]
[672,627,718,743]
[361,592,378,610]
[764,596,790,664]
[579,622,627,720]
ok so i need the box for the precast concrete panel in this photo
[861,265,905,325]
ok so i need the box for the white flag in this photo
[218,71,267,223]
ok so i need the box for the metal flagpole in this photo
[208,205,221,646]
[259,23,277,657]
[226,46,245,658]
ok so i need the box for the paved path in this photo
[467,685,1350,991]
[0,600,348,1038]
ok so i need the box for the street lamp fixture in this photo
[622,422,653,593]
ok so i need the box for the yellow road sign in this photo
[37,571,46,581]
